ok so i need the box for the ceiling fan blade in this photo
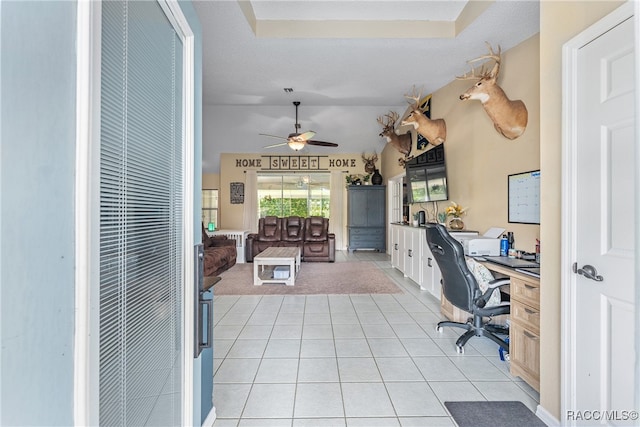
[307,140,339,147]
[259,133,287,140]
[263,142,289,149]
[298,131,316,141]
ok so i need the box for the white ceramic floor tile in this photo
[337,358,382,383]
[385,382,447,417]
[342,383,395,418]
[390,323,429,339]
[226,339,268,358]
[271,324,303,340]
[450,356,511,381]
[302,324,334,339]
[472,381,540,412]
[304,312,332,324]
[238,418,292,427]
[213,325,244,340]
[213,339,235,359]
[300,339,336,358]
[398,416,455,426]
[356,312,387,325]
[297,358,339,382]
[362,324,397,339]
[346,417,400,427]
[367,338,409,357]
[383,312,415,324]
[330,313,360,324]
[332,324,365,339]
[255,358,299,383]
[334,339,372,358]
[428,381,486,402]
[374,358,423,382]
[238,325,273,340]
[264,339,301,358]
[294,383,344,418]
[242,383,296,418]
[214,358,261,383]
[412,357,466,381]
[212,383,252,418]
[399,338,445,357]
[293,418,346,427]
[276,312,304,324]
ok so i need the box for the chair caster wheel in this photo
[436,326,443,333]
[456,345,464,354]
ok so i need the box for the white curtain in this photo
[243,170,258,232]
[330,170,345,250]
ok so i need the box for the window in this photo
[202,189,218,229]
[257,173,330,218]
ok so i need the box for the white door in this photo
[564,5,636,424]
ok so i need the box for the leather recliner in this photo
[245,216,335,262]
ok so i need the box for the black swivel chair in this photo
[425,223,510,354]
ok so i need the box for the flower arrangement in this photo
[445,202,467,218]
[346,173,370,186]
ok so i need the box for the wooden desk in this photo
[440,261,540,392]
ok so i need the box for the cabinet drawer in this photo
[510,322,540,391]
[349,227,384,237]
[511,300,540,334]
[510,277,540,309]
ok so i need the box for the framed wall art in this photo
[230,182,244,204]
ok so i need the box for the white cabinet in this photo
[422,243,442,298]
[390,224,439,299]
[389,224,476,300]
[390,224,402,270]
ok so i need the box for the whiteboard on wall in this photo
[508,170,540,224]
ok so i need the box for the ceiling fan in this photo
[260,101,339,151]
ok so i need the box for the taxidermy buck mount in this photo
[362,152,378,175]
[401,87,446,146]
[377,111,413,167]
[260,101,339,151]
[458,42,528,140]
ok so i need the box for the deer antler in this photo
[456,42,502,80]
[404,86,423,109]
[377,112,399,130]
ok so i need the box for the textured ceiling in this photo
[193,1,540,173]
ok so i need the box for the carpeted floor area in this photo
[213,261,403,295]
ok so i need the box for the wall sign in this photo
[233,155,357,171]
[230,182,244,204]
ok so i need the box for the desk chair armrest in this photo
[475,278,510,307]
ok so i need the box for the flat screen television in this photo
[406,144,449,204]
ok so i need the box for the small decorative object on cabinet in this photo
[445,201,467,230]
[371,169,383,185]
[347,185,385,252]
[449,217,464,230]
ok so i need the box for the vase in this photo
[371,169,383,185]
[449,217,464,230]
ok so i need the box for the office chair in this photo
[425,223,510,354]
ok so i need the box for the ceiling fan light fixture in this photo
[287,140,306,151]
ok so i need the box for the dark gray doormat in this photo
[444,401,547,427]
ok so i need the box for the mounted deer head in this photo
[458,42,528,140]
[401,86,446,146]
[362,152,378,175]
[377,111,413,166]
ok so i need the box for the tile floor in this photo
[211,251,539,426]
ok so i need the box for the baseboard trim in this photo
[202,406,216,427]
[536,404,560,426]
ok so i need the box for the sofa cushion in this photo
[282,216,304,242]
[304,216,328,242]
[258,216,282,241]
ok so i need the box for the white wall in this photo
[1,1,77,424]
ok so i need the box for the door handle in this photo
[573,263,604,282]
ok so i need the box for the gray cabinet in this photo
[347,185,386,252]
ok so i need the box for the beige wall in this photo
[383,34,541,253]
[202,173,219,190]
[538,1,623,420]
[217,153,374,232]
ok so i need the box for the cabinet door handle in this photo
[408,249,412,257]
[427,257,432,267]
[523,330,539,340]
[394,243,398,250]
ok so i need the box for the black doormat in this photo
[444,401,547,427]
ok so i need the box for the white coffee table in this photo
[253,246,301,286]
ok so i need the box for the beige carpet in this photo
[213,261,403,295]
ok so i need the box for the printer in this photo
[463,236,501,256]
[460,227,504,256]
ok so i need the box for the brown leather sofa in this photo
[246,216,335,262]
[202,225,237,276]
